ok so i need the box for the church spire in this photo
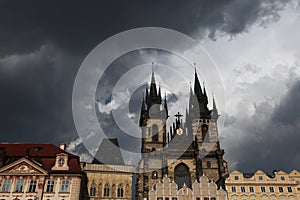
[164,92,168,119]
[212,95,219,119]
[194,63,203,100]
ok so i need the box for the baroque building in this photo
[226,169,300,200]
[0,143,82,200]
[136,68,228,200]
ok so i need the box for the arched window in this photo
[201,124,209,140]
[117,184,124,197]
[90,185,96,196]
[103,184,109,197]
[152,124,159,142]
[174,163,191,188]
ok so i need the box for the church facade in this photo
[136,69,228,200]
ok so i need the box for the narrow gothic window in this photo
[90,185,96,196]
[174,163,190,188]
[117,184,124,197]
[103,184,110,197]
[152,124,159,142]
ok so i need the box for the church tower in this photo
[137,65,169,199]
[136,66,228,200]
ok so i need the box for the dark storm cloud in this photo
[0,44,81,144]
[0,0,291,55]
[224,81,300,173]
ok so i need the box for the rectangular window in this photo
[46,180,54,192]
[280,176,285,181]
[287,186,292,193]
[258,176,263,180]
[241,186,246,192]
[28,180,37,192]
[231,186,236,192]
[279,186,284,193]
[234,175,239,180]
[211,198,216,200]
[249,186,254,193]
[296,180,300,184]
[261,186,266,193]
[196,198,200,200]
[157,198,163,200]
[1,179,11,192]
[204,198,209,200]
[61,180,69,192]
[165,198,169,200]
[172,198,178,200]
[15,179,24,192]
[269,186,274,193]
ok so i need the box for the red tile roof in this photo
[0,143,82,173]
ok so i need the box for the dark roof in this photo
[92,138,125,165]
[0,143,81,173]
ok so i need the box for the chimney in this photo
[60,143,66,150]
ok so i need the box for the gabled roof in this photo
[0,157,48,175]
[0,143,81,173]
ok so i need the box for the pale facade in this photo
[0,143,82,200]
[149,175,227,200]
[82,163,135,200]
[226,170,299,200]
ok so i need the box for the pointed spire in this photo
[164,92,168,119]
[150,62,158,102]
[212,94,219,119]
[194,63,203,100]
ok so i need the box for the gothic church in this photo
[137,67,228,200]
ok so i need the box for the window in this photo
[258,176,263,180]
[296,180,300,184]
[204,198,209,200]
[211,198,216,200]
[152,124,159,142]
[61,180,69,192]
[206,161,211,168]
[117,184,124,197]
[28,180,37,192]
[232,186,236,192]
[241,186,246,192]
[287,186,292,193]
[2,179,11,192]
[249,186,254,193]
[103,184,109,197]
[280,176,285,181]
[174,163,190,188]
[269,186,274,193]
[261,186,266,193]
[90,185,96,196]
[46,180,54,192]
[15,179,24,192]
[172,198,178,200]
[157,198,163,200]
[279,186,284,193]
[196,198,200,200]
[234,175,239,180]
[58,158,65,165]
[152,171,158,179]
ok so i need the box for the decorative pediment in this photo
[0,157,48,175]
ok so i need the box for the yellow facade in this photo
[81,163,135,200]
[226,170,299,200]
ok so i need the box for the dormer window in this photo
[58,158,65,166]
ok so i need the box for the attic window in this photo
[58,158,65,165]
[33,147,41,152]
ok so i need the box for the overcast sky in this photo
[0,0,300,174]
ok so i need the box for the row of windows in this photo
[1,179,69,193]
[90,184,127,197]
[234,175,287,181]
[231,186,293,193]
